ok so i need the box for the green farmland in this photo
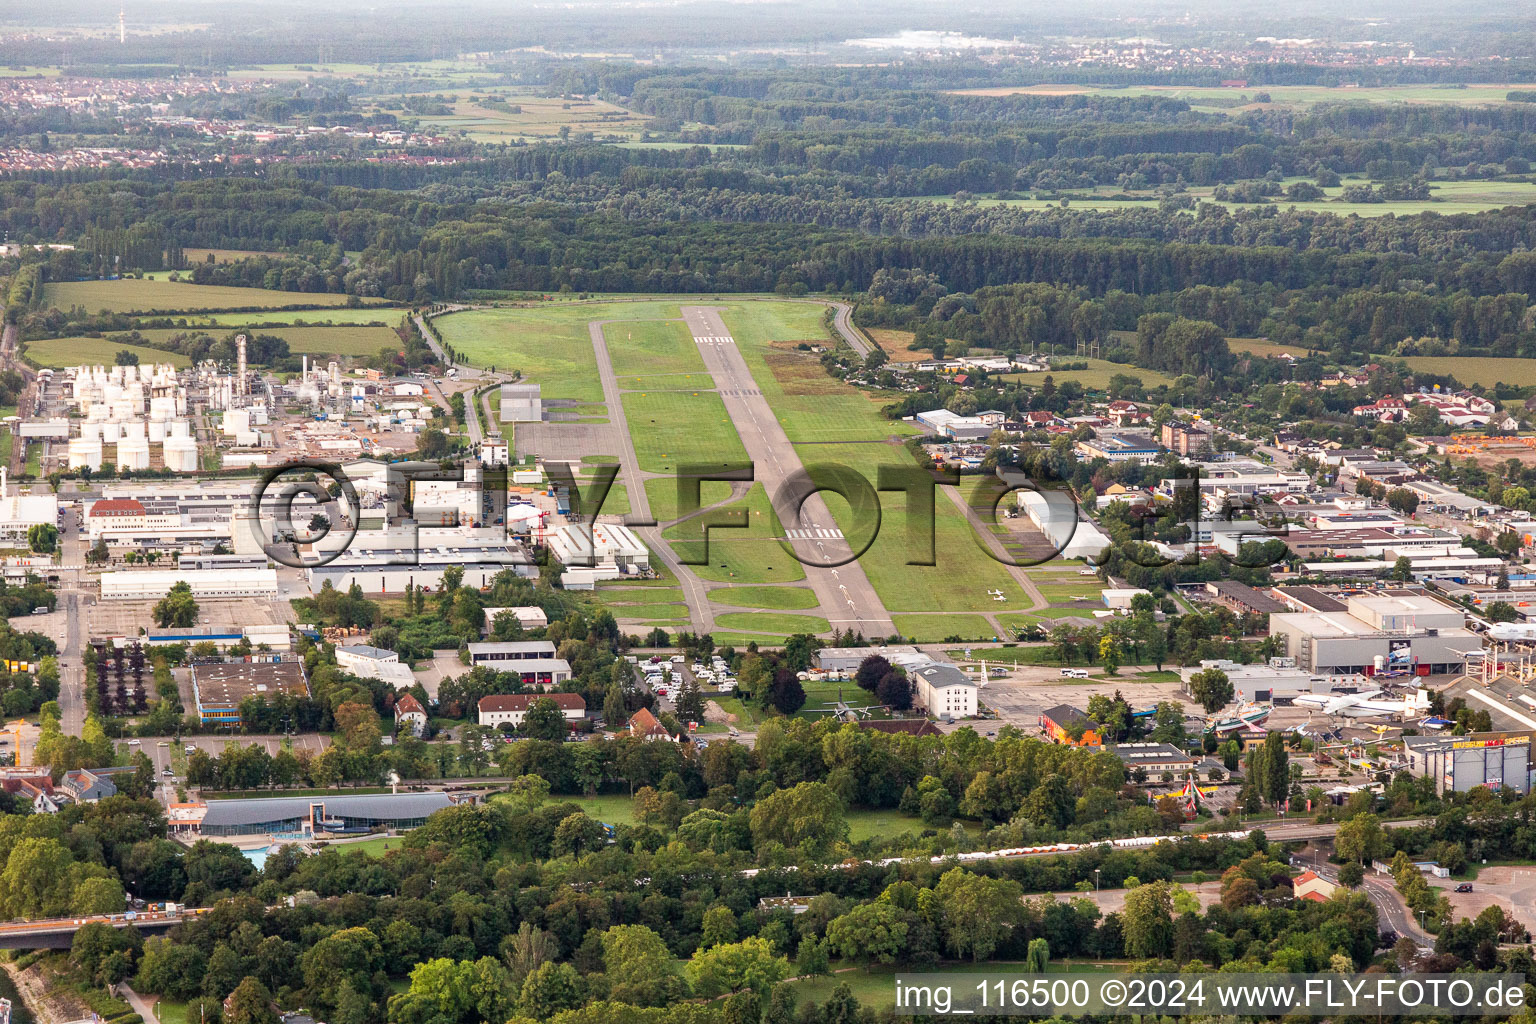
[43,279,383,314]
[24,336,190,368]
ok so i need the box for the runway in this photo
[680,306,894,637]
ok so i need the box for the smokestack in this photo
[236,333,248,399]
[118,6,125,44]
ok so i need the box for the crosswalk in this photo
[785,528,844,541]
[694,335,735,345]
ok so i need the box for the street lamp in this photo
[1095,868,1101,893]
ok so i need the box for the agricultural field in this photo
[1226,338,1536,387]
[43,279,381,314]
[919,176,1536,218]
[947,81,1525,112]
[192,309,405,326]
[1002,358,1176,391]
[368,88,649,141]
[126,324,398,357]
[23,336,190,369]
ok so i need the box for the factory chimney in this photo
[235,334,248,398]
[118,6,125,44]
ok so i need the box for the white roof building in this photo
[99,568,279,600]
[0,470,57,544]
[548,523,649,570]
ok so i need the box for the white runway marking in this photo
[786,528,844,540]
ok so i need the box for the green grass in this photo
[892,613,1000,642]
[616,372,717,391]
[645,477,737,525]
[664,482,805,584]
[154,1000,189,1024]
[1227,339,1536,388]
[325,835,404,857]
[605,319,705,377]
[707,586,819,610]
[948,82,1524,108]
[487,791,639,826]
[436,307,605,402]
[127,324,398,357]
[623,390,748,474]
[606,602,690,621]
[23,441,39,476]
[192,308,405,326]
[43,279,380,314]
[845,807,932,842]
[1002,358,1176,391]
[714,611,831,634]
[24,336,190,368]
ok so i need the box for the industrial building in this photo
[0,470,57,545]
[482,606,549,633]
[197,792,454,837]
[1205,580,1288,616]
[305,546,535,594]
[99,568,280,601]
[190,659,311,725]
[547,523,650,571]
[1180,659,1358,703]
[335,645,416,686]
[813,645,922,674]
[500,383,543,423]
[477,693,586,729]
[1267,591,1474,676]
[1403,732,1535,795]
[1110,742,1224,782]
[1015,490,1112,561]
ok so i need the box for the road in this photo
[681,305,894,637]
[1362,874,1433,945]
[587,321,716,633]
[825,300,874,359]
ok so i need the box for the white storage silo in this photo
[224,409,250,436]
[101,421,121,444]
[67,439,102,472]
[169,419,191,438]
[79,422,101,442]
[235,431,260,447]
[147,420,167,443]
[162,437,198,473]
[121,421,145,441]
[117,436,150,470]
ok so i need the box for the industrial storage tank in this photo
[117,436,150,470]
[67,439,103,472]
[224,409,250,436]
[79,422,102,442]
[162,437,198,473]
[168,419,191,438]
[121,421,146,441]
[147,420,167,443]
[101,421,121,444]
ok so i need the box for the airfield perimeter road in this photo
[680,305,895,638]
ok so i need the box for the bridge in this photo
[0,907,208,949]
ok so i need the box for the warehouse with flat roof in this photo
[191,659,310,725]
[198,792,453,837]
[100,568,279,600]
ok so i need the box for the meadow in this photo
[707,586,819,610]
[604,318,705,377]
[948,81,1523,111]
[915,177,1536,219]
[714,611,831,635]
[1226,338,1536,387]
[127,324,398,357]
[43,279,381,314]
[24,336,190,369]
[373,88,650,142]
[192,309,404,326]
[622,390,748,475]
[663,483,806,585]
[891,613,1000,642]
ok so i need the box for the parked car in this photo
[1455,883,1473,893]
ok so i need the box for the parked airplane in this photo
[1487,623,1536,643]
[1293,689,1431,719]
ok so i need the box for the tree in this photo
[1186,667,1233,713]
[153,581,199,628]
[932,869,1026,961]
[676,677,705,724]
[517,962,585,1019]
[602,684,627,728]
[876,669,912,711]
[225,978,279,1024]
[1391,555,1414,582]
[686,937,789,999]
[551,812,606,857]
[826,902,908,968]
[601,925,686,1007]
[522,697,568,742]
[1122,880,1175,959]
[701,905,738,949]
[749,781,847,854]
[766,669,806,714]
[1338,861,1365,888]
[300,927,385,1012]
[1026,938,1050,973]
[137,937,208,1000]
[1385,488,1420,516]
[26,523,57,554]
[854,655,891,692]
[1335,812,1388,865]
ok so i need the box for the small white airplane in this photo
[1293,689,1431,719]
[1487,622,1536,643]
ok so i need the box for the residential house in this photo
[909,662,978,719]
[60,768,116,803]
[478,693,586,729]
[627,707,673,741]
[395,693,428,737]
[1293,870,1339,903]
[1106,401,1149,427]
